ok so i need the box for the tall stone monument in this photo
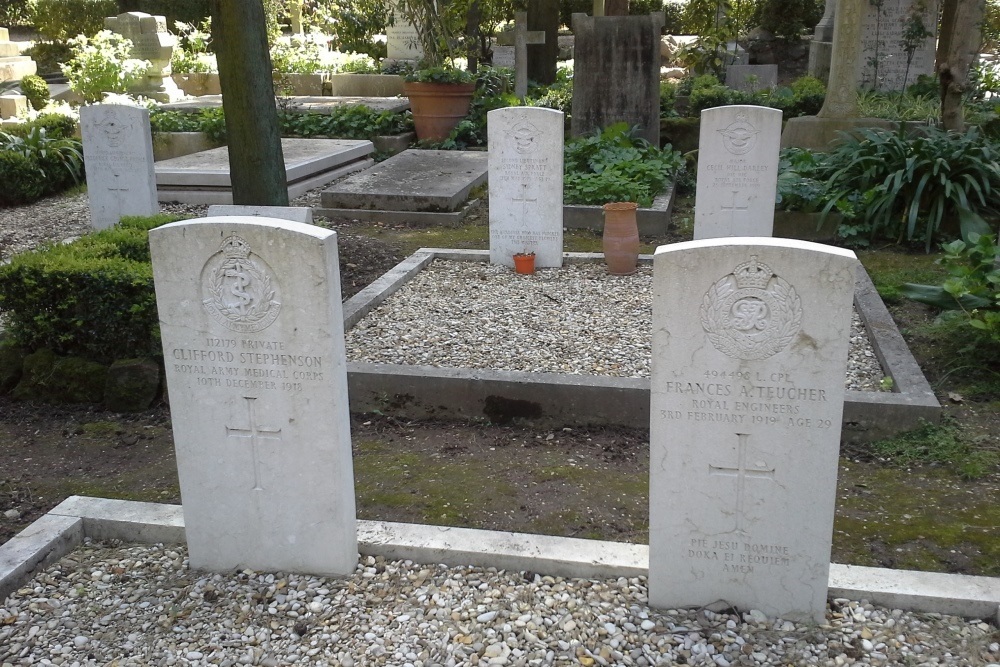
[808,0,838,82]
[80,103,159,229]
[488,107,564,268]
[857,0,939,91]
[0,27,36,84]
[105,12,182,102]
[571,12,664,145]
[386,0,423,63]
[648,237,858,623]
[150,217,358,576]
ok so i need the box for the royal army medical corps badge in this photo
[202,235,282,333]
[700,256,802,360]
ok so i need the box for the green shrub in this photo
[23,41,73,76]
[0,127,84,196]
[62,30,151,103]
[3,112,77,140]
[820,127,1000,250]
[30,0,118,41]
[0,0,32,26]
[19,74,50,111]
[755,0,820,38]
[313,0,388,60]
[902,233,1000,346]
[0,218,180,363]
[132,0,210,26]
[0,152,46,205]
[149,107,227,141]
[564,122,685,207]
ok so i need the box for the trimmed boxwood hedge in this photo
[0,214,183,363]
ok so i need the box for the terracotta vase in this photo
[402,81,476,141]
[513,253,536,275]
[602,202,640,275]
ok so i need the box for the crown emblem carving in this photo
[733,256,773,290]
[221,235,251,260]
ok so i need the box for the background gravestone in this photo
[694,105,782,240]
[570,12,664,145]
[857,0,938,91]
[105,12,182,102]
[648,238,858,622]
[150,217,357,576]
[386,0,423,63]
[488,107,564,268]
[80,103,158,229]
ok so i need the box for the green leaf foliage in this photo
[564,123,685,208]
[30,0,117,41]
[0,127,84,205]
[0,215,182,363]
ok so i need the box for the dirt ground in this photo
[1,218,998,578]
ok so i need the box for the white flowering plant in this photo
[61,30,151,103]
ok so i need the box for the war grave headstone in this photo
[149,217,357,575]
[104,12,182,102]
[495,11,546,98]
[386,0,423,63]
[318,149,489,224]
[571,12,664,145]
[155,138,374,205]
[80,104,159,229]
[694,105,782,240]
[648,238,858,622]
[0,27,36,83]
[206,205,313,224]
[488,107,564,268]
[858,0,938,91]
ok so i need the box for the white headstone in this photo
[386,0,423,62]
[648,237,857,623]
[80,103,159,229]
[694,105,782,240]
[858,0,938,91]
[487,106,564,268]
[149,217,357,576]
[207,204,313,224]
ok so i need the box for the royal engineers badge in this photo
[202,235,281,333]
[700,256,802,360]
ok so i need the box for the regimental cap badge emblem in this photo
[718,111,759,155]
[202,234,281,333]
[700,256,802,360]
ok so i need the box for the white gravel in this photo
[345,261,887,392]
[1,541,997,667]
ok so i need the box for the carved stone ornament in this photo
[202,235,281,333]
[700,256,802,360]
[717,112,759,155]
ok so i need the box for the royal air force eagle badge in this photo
[700,256,802,360]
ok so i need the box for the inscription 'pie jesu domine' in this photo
[150,217,356,577]
[648,238,857,623]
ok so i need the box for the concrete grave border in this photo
[2,496,998,621]
[343,249,940,444]
[563,187,676,236]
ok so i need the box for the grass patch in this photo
[869,418,999,479]
[856,249,946,303]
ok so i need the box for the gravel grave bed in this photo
[345,261,886,392]
[1,541,997,667]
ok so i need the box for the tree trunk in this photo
[605,0,630,15]
[937,0,986,132]
[527,0,560,85]
[210,0,289,206]
[466,0,481,74]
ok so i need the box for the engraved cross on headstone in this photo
[107,174,130,211]
[709,433,775,535]
[498,11,546,98]
[720,190,750,227]
[511,181,537,219]
[226,396,282,491]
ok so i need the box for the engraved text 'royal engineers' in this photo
[649,238,858,623]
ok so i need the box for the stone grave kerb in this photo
[149,216,357,577]
[648,236,858,623]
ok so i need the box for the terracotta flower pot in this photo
[403,81,476,141]
[602,202,640,275]
[513,252,536,275]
